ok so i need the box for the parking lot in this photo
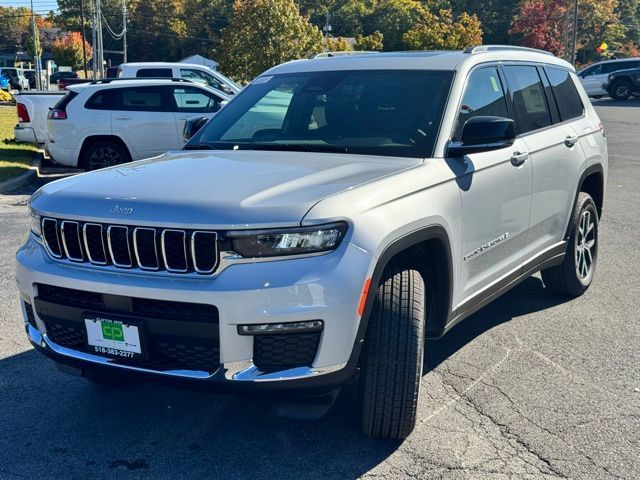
[0,100,638,479]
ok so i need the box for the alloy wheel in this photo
[88,146,124,170]
[575,209,596,280]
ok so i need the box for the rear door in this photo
[452,66,532,310]
[110,86,180,160]
[503,65,586,261]
[169,85,224,144]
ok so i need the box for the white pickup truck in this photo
[14,92,66,146]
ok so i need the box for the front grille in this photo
[36,284,220,373]
[253,332,321,372]
[24,302,37,328]
[41,218,219,275]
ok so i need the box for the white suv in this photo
[118,62,241,95]
[18,46,606,439]
[577,57,640,98]
[46,78,230,170]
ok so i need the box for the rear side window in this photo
[85,90,115,110]
[454,66,510,140]
[601,61,640,74]
[544,68,584,121]
[504,65,552,134]
[135,68,173,78]
[119,86,167,111]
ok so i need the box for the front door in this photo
[452,66,533,310]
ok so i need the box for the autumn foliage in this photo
[52,32,92,70]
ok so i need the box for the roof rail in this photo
[89,77,193,85]
[312,51,380,59]
[464,45,554,56]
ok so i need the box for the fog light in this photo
[237,320,323,336]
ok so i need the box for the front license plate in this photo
[84,316,143,360]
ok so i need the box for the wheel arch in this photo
[357,225,454,348]
[78,135,132,169]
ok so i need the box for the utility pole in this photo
[91,0,97,79]
[122,0,127,63]
[96,0,104,78]
[29,0,42,90]
[80,0,88,79]
[563,11,570,62]
[571,0,579,66]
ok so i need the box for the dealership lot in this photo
[0,100,638,478]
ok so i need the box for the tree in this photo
[509,0,567,56]
[577,0,627,63]
[52,32,92,69]
[325,36,353,51]
[355,31,384,50]
[217,0,323,81]
[26,28,42,59]
[450,0,520,44]
[0,7,32,52]
[366,0,424,50]
[403,8,482,50]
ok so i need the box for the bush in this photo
[0,90,13,102]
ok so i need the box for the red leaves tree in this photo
[52,32,92,70]
[510,0,568,56]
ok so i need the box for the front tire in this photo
[360,267,425,439]
[82,140,129,171]
[610,80,633,100]
[542,192,598,296]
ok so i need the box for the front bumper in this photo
[16,234,373,390]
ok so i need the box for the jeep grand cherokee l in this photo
[17,45,607,439]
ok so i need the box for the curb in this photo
[0,153,40,194]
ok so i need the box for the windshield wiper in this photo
[183,143,218,150]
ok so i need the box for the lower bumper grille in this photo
[253,333,321,372]
[35,284,220,373]
[24,302,37,328]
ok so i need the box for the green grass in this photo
[0,105,38,182]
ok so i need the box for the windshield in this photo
[189,69,453,158]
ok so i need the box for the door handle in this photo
[114,115,131,120]
[564,134,579,147]
[510,151,529,167]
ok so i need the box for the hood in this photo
[30,150,420,229]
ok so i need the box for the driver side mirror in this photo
[447,116,516,157]
[183,116,209,142]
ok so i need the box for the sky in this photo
[0,0,59,14]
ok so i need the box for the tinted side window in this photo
[135,68,173,78]
[454,67,510,140]
[504,65,552,133]
[172,86,221,113]
[545,68,584,121]
[180,68,223,89]
[85,90,115,110]
[119,87,167,111]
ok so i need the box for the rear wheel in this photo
[359,266,425,439]
[610,80,633,100]
[83,140,129,171]
[542,192,598,296]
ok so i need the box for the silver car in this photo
[17,45,607,439]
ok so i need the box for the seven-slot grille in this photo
[41,218,219,275]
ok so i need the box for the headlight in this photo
[227,222,347,258]
[30,211,42,238]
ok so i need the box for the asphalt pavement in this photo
[0,100,638,479]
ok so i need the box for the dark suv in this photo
[604,67,640,100]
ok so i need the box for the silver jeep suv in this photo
[17,46,607,439]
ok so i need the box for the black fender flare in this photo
[564,163,604,240]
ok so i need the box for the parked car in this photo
[119,62,241,95]
[14,92,66,145]
[603,66,640,100]
[57,77,91,91]
[0,67,29,91]
[49,70,78,84]
[0,73,9,91]
[577,57,640,98]
[46,78,230,169]
[18,46,606,439]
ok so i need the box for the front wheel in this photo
[359,267,425,439]
[542,192,598,296]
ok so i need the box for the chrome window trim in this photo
[161,229,188,273]
[107,225,133,268]
[191,231,218,274]
[60,221,84,262]
[41,218,63,259]
[133,227,160,271]
[82,223,108,265]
